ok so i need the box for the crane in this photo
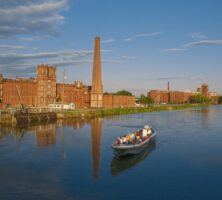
[16,85,28,114]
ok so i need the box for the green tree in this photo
[218,96,222,104]
[103,92,110,95]
[189,94,210,104]
[115,90,132,96]
[139,94,154,106]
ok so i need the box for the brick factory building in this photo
[148,83,218,104]
[0,37,135,108]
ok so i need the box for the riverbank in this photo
[0,104,211,126]
[57,104,210,119]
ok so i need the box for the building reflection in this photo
[36,124,56,147]
[57,119,89,129]
[90,118,102,178]
[200,107,209,128]
[0,118,104,179]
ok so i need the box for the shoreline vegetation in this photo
[57,104,211,119]
[0,104,213,126]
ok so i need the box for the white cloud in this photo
[0,48,113,76]
[124,32,162,42]
[147,76,205,81]
[191,32,207,39]
[19,35,52,42]
[0,44,25,49]
[164,48,187,52]
[119,55,138,60]
[101,39,115,44]
[0,0,69,37]
[183,40,222,47]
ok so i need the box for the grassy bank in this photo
[58,104,208,119]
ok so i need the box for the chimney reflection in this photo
[200,107,209,128]
[57,119,88,129]
[90,118,103,178]
[36,124,56,147]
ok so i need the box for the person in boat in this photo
[142,125,152,138]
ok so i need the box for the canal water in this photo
[0,106,222,200]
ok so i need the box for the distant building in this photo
[148,82,218,104]
[201,83,209,97]
[148,90,194,104]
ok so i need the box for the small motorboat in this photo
[112,125,156,157]
[111,139,156,176]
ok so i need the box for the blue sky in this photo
[0,0,222,96]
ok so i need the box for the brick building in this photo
[0,37,136,108]
[148,83,218,104]
[103,95,136,108]
[148,89,196,104]
[0,77,37,106]
[56,81,91,108]
[37,65,57,106]
[201,83,209,97]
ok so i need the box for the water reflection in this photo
[0,117,154,179]
[0,118,104,179]
[111,139,156,176]
[200,107,209,128]
[36,124,56,147]
[91,118,102,178]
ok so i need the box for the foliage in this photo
[114,90,133,96]
[63,104,206,119]
[103,92,110,95]
[218,96,222,104]
[139,94,154,105]
[189,94,210,104]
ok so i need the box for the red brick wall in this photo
[37,65,56,106]
[56,81,91,108]
[201,84,209,97]
[148,90,194,104]
[148,90,169,103]
[103,95,135,108]
[2,79,37,107]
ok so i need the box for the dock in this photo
[0,107,56,126]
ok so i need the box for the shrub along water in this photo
[61,104,209,119]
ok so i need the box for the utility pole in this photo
[62,69,66,111]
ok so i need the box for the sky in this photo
[0,0,222,96]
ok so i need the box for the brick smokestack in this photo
[167,81,170,91]
[90,37,103,108]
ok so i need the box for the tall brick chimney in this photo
[91,37,103,108]
[167,81,170,91]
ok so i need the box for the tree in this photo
[218,96,222,104]
[139,94,154,106]
[115,90,132,96]
[103,92,110,95]
[189,94,210,104]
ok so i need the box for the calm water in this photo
[0,106,222,200]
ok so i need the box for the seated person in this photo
[143,125,152,137]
